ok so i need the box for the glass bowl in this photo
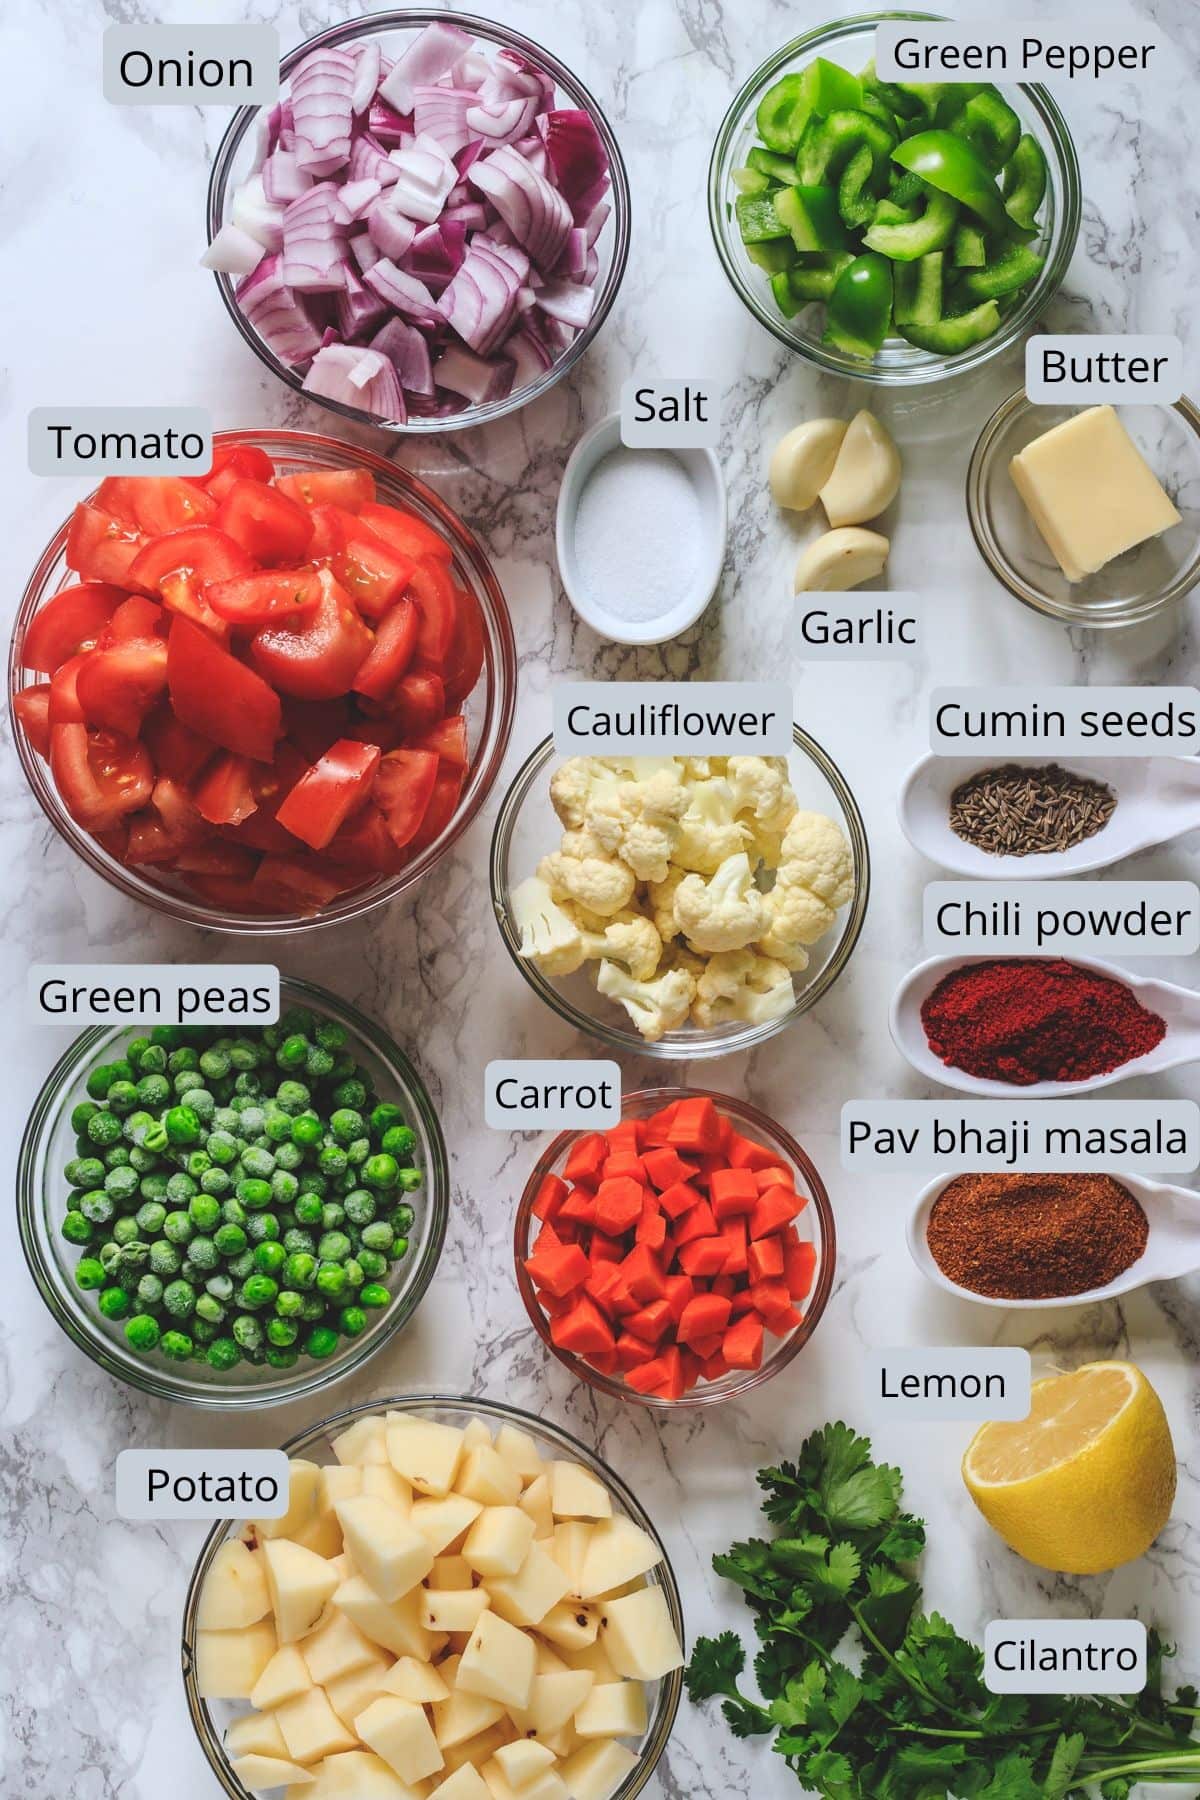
[489,729,870,1060]
[966,388,1200,627]
[17,979,448,1409]
[206,10,631,434]
[8,428,516,934]
[708,11,1081,385]
[514,1087,837,1411]
[181,1393,685,1800]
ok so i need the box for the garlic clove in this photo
[819,410,902,526]
[769,418,849,512]
[794,528,889,593]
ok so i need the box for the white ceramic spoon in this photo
[898,752,1200,879]
[891,950,1200,1097]
[906,1170,1200,1310]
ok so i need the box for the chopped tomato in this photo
[251,740,311,816]
[127,526,253,594]
[157,570,230,642]
[442,586,486,704]
[305,503,349,561]
[375,748,440,848]
[197,444,275,500]
[194,752,259,826]
[141,706,214,784]
[50,724,152,829]
[276,469,375,512]
[217,479,314,565]
[252,853,362,913]
[276,739,381,850]
[408,557,458,671]
[282,696,352,764]
[352,597,418,700]
[343,714,407,754]
[414,713,468,768]
[325,802,407,873]
[205,567,321,627]
[75,637,168,738]
[170,841,258,878]
[97,475,217,536]
[49,654,87,725]
[184,873,280,913]
[392,670,446,738]
[12,684,52,758]
[21,582,123,673]
[107,594,165,641]
[151,776,210,847]
[335,531,416,620]
[250,569,374,701]
[222,810,301,855]
[65,505,147,587]
[166,615,282,762]
[126,813,177,864]
[409,764,466,854]
[358,501,454,564]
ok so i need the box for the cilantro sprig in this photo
[686,1422,1200,1799]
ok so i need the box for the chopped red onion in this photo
[435,344,515,403]
[237,255,324,363]
[340,178,382,221]
[363,259,443,329]
[379,21,474,114]
[262,150,313,205]
[367,198,418,261]
[413,85,477,156]
[304,344,407,421]
[351,42,381,115]
[349,133,399,188]
[368,99,413,145]
[202,224,266,276]
[469,144,571,269]
[336,264,390,338]
[370,318,435,395]
[231,174,285,251]
[291,46,357,177]
[387,133,459,223]
[536,279,596,329]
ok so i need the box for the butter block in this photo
[1009,404,1181,582]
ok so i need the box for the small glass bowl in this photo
[181,1393,685,1800]
[708,11,1081,385]
[489,729,870,1060]
[17,979,449,1409]
[8,429,516,934]
[966,388,1200,627]
[206,11,631,434]
[514,1087,836,1411]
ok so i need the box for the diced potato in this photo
[463,1418,493,1452]
[515,1772,569,1800]
[548,1525,592,1590]
[301,1609,381,1685]
[537,1603,599,1652]
[494,1740,557,1790]
[441,1724,513,1775]
[422,1585,492,1633]
[256,1459,321,1541]
[263,1540,341,1644]
[432,1660,506,1750]
[251,1644,314,1711]
[535,1726,577,1759]
[428,1764,493,1800]
[535,1642,569,1674]
[320,1466,364,1513]
[599,1588,683,1682]
[457,1446,523,1508]
[509,1671,593,1739]
[411,1495,484,1556]
[362,1466,414,1514]
[335,1576,433,1661]
[387,1417,465,1497]
[549,1465,611,1522]
[577,1520,660,1601]
[198,1540,271,1631]
[488,1546,572,1629]
[573,1683,647,1741]
[292,1511,346,1560]
[559,1741,638,1800]
[275,1687,358,1764]
[324,1658,393,1729]
[335,1498,434,1604]
[301,1749,420,1799]
[381,1655,451,1705]
[481,1758,518,1800]
[196,1620,277,1700]
[458,1611,537,1711]
[227,1712,289,1761]
[357,1695,446,1784]
[463,1509,536,1581]
[496,1425,544,1486]
[430,1555,473,1591]
[519,1477,554,1541]
[333,1419,389,1468]
[566,1643,618,1685]
[229,1752,315,1789]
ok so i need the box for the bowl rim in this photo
[488,726,871,1059]
[7,427,517,934]
[965,386,1200,626]
[16,977,450,1409]
[205,8,633,436]
[180,1391,685,1800]
[513,1085,838,1409]
[707,9,1082,386]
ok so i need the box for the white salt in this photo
[571,448,704,624]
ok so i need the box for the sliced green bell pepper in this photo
[859,61,925,121]
[897,298,1001,354]
[961,241,1045,298]
[732,165,772,197]
[860,89,900,134]
[746,237,797,274]
[838,144,879,229]
[951,87,1022,172]
[873,194,921,228]
[734,193,787,244]
[747,146,802,187]
[1003,132,1048,231]
[891,129,1010,234]
[893,252,944,328]
[863,185,958,261]
[796,107,896,187]
[755,74,809,155]
[823,251,893,356]
[952,222,987,267]
[789,251,854,301]
[774,183,849,253]
[933,83,985,128]
[800,57,863,117]
[893,81,948,123]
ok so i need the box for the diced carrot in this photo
[614,1331,657,1371]
[642,1102,682,1146]
[621,1243,667,1304]
[678,1238,729,1278]
[710,1168,760,1218]
[602,1151,644,1183]
[756,1165,799,1192]
[724,1313,764,1370]
[692,1153,728,1189]
[641,1147,698,1191]
[550,1294,616,1357]
[658,1180,702,1221]
[636,1210,667,1252]
[701,1351,731,1382]
[592,1176,645,1237]
[674,1201,718,1247]
[729,1286,758,1317]
[628,1345,685,1398]
[663,1275,694,1322]
[625,1356,669,1395]
[607,1119,644,1157]
[678,1349,703,1395]
[716,1114,735,1153]
[585,1350,620,1376]
[560,1186,598,1224]
[690,1332,726,1360]
[564,1132,608,1185]
[748,1238,786,1284]
[711,1274,737,1299]
[749,1279,803,1334]
[720,1218,749,1277]
[608,1276,639,1315]
[532,1172,569,1221]
[749,1189,804,1240]
[785,1240,818,1301]
[666,1096,722,1152]
[524,1243,590,1298]
[677,1293,733,1346]
[728,1133,787,1172]
[624,1299,673,1343]
[764,1302,803,1336]
[539,1292,572,1320]
[584,1262,625,1316]
[589,1232,624,1264]
[533,1220,563,1253]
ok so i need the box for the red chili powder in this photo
[920,958,1167,1085]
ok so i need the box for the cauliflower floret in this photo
[663,942,707,983]
[596,961,696,1043]
[756,885,824,969]
[673,853,768,953]
[584,766,690,882]
[692,949,796,1028]
[511,876,591,976]
[672,778,750,874]
[727,756,799,863]
[680,756,727,781]
[538,828,636,918]
[647,867,687,942]
[779,810,856,907]
[549,759,621,829]
[594,910,663,982]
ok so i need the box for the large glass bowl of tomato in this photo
[8,430,516,932]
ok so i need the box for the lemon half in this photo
[962,1361,1176,1575]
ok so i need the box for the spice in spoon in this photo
[949,762,1116,857]
[927,1172,1149,1299]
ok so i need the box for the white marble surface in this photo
[2,1,1199,1795]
